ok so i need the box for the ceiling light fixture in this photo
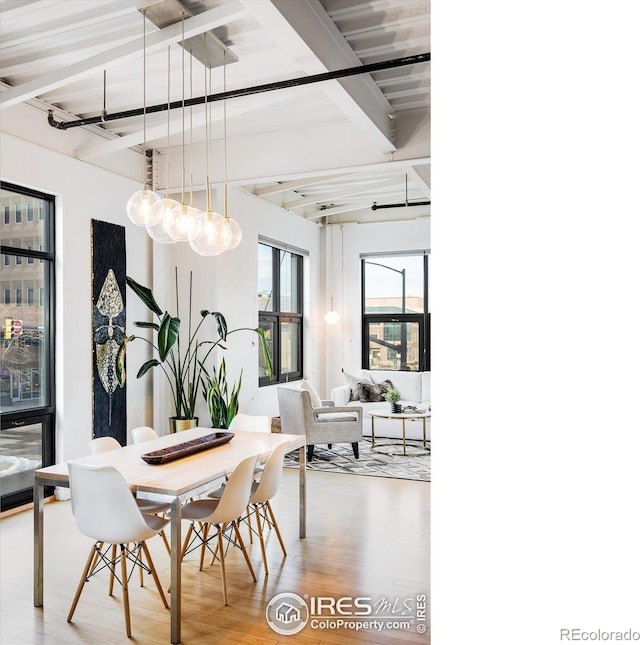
[190,50,231,256]
[166,12,202,242]
[147,44,178,244]
[324,219,340,325]
[220,52,242,250]
[126,8,160,226]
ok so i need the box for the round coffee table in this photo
[369,409,430,457]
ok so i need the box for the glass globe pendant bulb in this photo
[324,310,340,325]
[224,217,242,250]
[189,211,231,256]
[166,203,202,242]
[146,198,179,244]
[126,188,160,226]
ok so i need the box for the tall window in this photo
[361,253,429,372]
[257,241,304,386]
[1,181,55,511]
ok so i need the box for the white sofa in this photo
[330,370,430,441]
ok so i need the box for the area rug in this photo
[284,439,430,482]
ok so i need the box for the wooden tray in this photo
[140,432,234,465]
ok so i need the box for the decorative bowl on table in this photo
[140,432,234,465]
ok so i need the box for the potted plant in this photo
[385,388,402,414]
[116,270,272,432]
[202,357,241,429]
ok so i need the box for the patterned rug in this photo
[284,438,430,482]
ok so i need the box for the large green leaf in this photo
[133,321,160,330]
[158,313,180,362]
[212,312,227,341]
[255,327,274,380]
[126,276,163,316]
[115,337,130,387]
[137,359,160,378]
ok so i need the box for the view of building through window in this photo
[1,182,55,510]
[257,241,303,385]
[362,253,429,371]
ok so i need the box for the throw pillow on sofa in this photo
[343,370,374,401]
[357,379,395,403]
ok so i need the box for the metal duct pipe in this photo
[371,201,430,210]
[47,52,429,130]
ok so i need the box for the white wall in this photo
[1,126,427,459]
[166,185,323,424]
[325,218,430,393]
[0,131,154,462]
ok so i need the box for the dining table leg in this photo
[299,445,306,538]
[33,477,44,607]
[170,496,182,644]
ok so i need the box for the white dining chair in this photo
[208,442,288,576]
[132,426,159,443]
[180,454,259,605]
[88,436,171,555]
[66,462,169,638]
[228,414,271,433]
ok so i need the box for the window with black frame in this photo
[257,241,304,386]
[0,181,56,511]
[361,252,429,372]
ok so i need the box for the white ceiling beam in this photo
[0,3,246,110]
[305,202,370,220]
[230,156,429,188]
[284,177,400,209]
[240,0,396,153]
[406,166,431,195]
[76,90,292,160]
[253,173,346,196]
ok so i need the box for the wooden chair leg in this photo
[108,544,117,596]
[307,445,315,462]
[180,523,194,562]
[67,544,98,623]
[199,524,210,571]
[246,505,253,544]
[141,541,169,609]
[265,501,287,556]
[254,506,269,576]
[351,442,359,459]
[218,524,228,606]
[120,544,131,638]
[159,529,171,556]
[233,520,257,582]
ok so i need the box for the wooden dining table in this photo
[33,428,307,644]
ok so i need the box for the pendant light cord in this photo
[142,9,147,190]
[164,45,171,200]
[223,52,228,219]
[180,12,186,206]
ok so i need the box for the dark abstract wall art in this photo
[91,219,126,444]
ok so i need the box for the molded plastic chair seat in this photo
[67,462,169,638]
[132,426,159,443]
[208,443,288,576]
[89,436,171,554]
[180,454,259,605]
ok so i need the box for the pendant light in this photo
[167,13,202,243]
[147,44,178,244]
[126,9,160,226]
[220,52,242,250]
[190,60,231,256]
[324,220,340,325]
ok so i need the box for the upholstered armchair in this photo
[277,386,363,461]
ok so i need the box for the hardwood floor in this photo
[0,470,429,644]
